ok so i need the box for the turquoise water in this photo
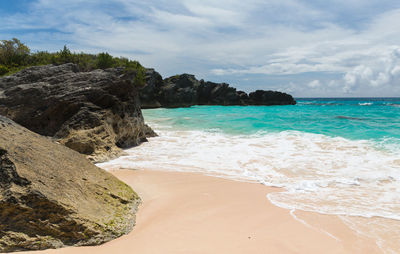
[142,98,400,145]
[99,98,400,252]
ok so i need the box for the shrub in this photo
[0,38,30,67]
[51,45,73,65]
[28,51,53,66]
[73,53,96,71]
[0,38,147,85]
[124,60,146,87]
[134,65,146,87]
[96,52,114,69]
[0,65,9,75]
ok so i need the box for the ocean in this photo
[98,98,400,253]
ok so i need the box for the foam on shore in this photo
[97,125,400,253]
[98,128,400,220]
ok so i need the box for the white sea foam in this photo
[98,125,400,222]
[359,102,373,106]
[96,121,400,252]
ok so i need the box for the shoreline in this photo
[23,168,382,254]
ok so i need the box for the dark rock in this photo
[198,81,242,105]
[0,64,156,162]
[0,116,140,252]
[237,91,249,101]
[139,69,163,108]
[159,74,200,108]
[248,90,296,105]
[140,73,296,108]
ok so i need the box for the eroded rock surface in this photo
[0,64,156,162]
[0,116,140,252]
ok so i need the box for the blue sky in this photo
[1,0,400,97]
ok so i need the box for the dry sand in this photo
[24,169,382,254]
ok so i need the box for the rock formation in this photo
[140,72,296,108]
[0,116,140,252]
[0,64,156,162]
[197,80,244,106]
[139,68,164,108]
[248,90,297,105]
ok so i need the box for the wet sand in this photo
[24,169,382,254]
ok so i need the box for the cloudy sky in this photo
[1,0,400,97]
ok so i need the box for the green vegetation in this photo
[96,52,114,69]
[0,65,9,75]
[0,38,30,67]
[0,38,146,86]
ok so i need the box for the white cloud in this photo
[342,47,400,93]
[1,0,400,96]
[308,80,321,88]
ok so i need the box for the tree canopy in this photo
[0,38,146,86]
[0,38,30,67]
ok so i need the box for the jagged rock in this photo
[198,81,242,105]
[159,74,200,108]
[248,90,297,105]
[139,69,163,108]
[0,64,156,162]
[237,91,249,102]
[0,116,140,252]
[140,73,296,108]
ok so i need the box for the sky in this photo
[1,0,400,97]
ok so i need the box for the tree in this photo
[56,45,73,64]
[96,52,114,69]
[0,38,30,67]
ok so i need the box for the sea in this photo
[98,98,400,253]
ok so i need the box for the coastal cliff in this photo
[0,64,156,163]
[0,54,297,252]
[0,116,140,252]
[140,71,296,108]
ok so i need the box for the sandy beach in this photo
[22,169,382,254]
[2,1,400,253]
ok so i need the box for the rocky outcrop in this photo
[0,64,156,162]
[197,81,244,105]
[0,116,140,252]
[139,68,164,108]
[248,90,297,105]
[159,74,201,108]
[140,72,296,108]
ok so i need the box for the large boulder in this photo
[0,64,156,162]
[0,116,140,252]
[139,73,296,108]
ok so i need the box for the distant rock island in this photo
[0,116,139,252]
[140,71,296,108]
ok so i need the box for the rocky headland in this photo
[0,64,156,163]
[0,116,140,252]
[140,71,296,108]
[0,61,297,253]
